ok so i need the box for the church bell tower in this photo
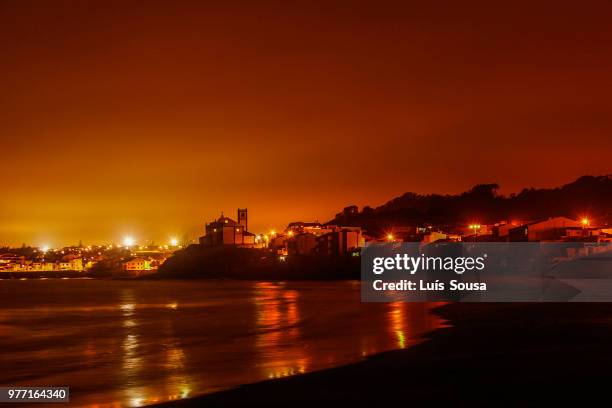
[237,208,248,231]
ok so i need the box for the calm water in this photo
[0,279,446,407]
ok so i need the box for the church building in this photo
[199,208,256,246]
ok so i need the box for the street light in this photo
[170,238,179,246]
[468,224,481,242]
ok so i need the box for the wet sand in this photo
[156,302,612,406]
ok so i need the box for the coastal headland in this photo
[156,245,360,280]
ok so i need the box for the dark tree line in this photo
[328,175,612,234]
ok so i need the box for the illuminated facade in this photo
[278,221,365,256]
[200,209,256,246]
[315,227,363,256]
[123,258,151,271]
[508,217,583,241]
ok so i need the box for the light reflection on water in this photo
[389,302,408,349]
[0,280,447,407]
[253,282,308,379]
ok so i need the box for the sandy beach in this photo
[155,302,612,406]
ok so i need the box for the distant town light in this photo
[41,245,50,253]
[386,233,394,242]
[123,236,135,247]
[170,238,179,246]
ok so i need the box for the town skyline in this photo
[1,173,609,248]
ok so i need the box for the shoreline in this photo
[0,271,91,279]
[153,302,612,406]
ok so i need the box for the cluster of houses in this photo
[121,252,168,274]
[0,252,90,272]
[0,245,171,274]
[199,209,365,257]
[0,256,85,272]
[421,216,612,243]
[270,222,364,257]
[2,210,609,274]
[199,210,612,259]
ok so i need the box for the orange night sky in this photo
[1,0,611,247]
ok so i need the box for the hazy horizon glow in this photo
[2,0,612,246]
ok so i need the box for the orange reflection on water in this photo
[117,290,194,407]
[253,282,309,379]
[0,281,451,408]
[387,302,448,350]
[160,316,194,403]
[119,290,146,406]
[388,302,408,349]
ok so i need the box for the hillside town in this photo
[1,206,611,277]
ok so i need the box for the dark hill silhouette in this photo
[329,175,612,234]
[157,245,359,280]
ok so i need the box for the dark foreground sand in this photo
[155,303,612,406]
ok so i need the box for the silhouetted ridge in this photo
[328,175,612,234]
